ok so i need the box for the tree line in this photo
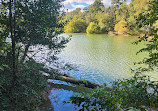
[63,0,158,35]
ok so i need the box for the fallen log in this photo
[49,83,92,93]
[53,75,103,89]
[42,70,111,90]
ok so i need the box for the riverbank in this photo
[108,31,144,37]
[65,32,144,37]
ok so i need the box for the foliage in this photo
[83,0,105,24]
[87,0,105,13]
[97,13,115,32]
[70,75,158,111]
[126,1,136,31]
[115,3,129,22]
[133,0,158,72]
[63,0,152,35]
[153,20,158,29]
[0,60,48,110]
[64,19,87,33]
[0,0,69,110]
[14,0,68,61]
[86,22,102,34]
[63,8,83,22]
[114,20,129,34]
[132,0,151,16]
[111,0,127,7]
[0,7,9,56]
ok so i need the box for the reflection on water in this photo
[48,80,90,111]
[48,34,158,111]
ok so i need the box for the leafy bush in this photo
[64,19,87,33]
[114,20,129,34]
[86,22,102,34]
[0,60,48,110]
[133,0,158,72]
[70,75,158,111]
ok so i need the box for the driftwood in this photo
[49,83,92,93]
[49,74,112,90]
[42,70,111,89]
[53,74,104,89]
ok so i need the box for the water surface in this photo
[49,34,157,111]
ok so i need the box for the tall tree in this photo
[115,3,129,21]
[111,0,127,7]
[0,0,70,110]
[14,0,68,62]
[9,0,16,83]
[88,0,105,13]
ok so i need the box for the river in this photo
[47,33,157,111]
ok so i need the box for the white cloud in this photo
[63,0,131,12]
[63,0,111,12]
[64,0,94,5]
[63,1,87,12]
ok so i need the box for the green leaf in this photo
[0,66,4,71]
[128,107,141,111]
[2,64,9,68]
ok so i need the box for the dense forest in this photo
[0,0,158,110]
[63,0,158,35]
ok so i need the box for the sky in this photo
[63,0,131,12]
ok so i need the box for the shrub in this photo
[64,19,87,33]
[86,22,101,34]
[114,20,129,34]
[0,60,48,110]
[70,75,158,111]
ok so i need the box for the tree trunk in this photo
[22,40,31,62]
[42,70,112,89]
[47,72,112,90]
[53,75,103,89]
[9,0,16,82]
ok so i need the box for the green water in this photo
[58,34,157,81]
[49,34,157,111]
